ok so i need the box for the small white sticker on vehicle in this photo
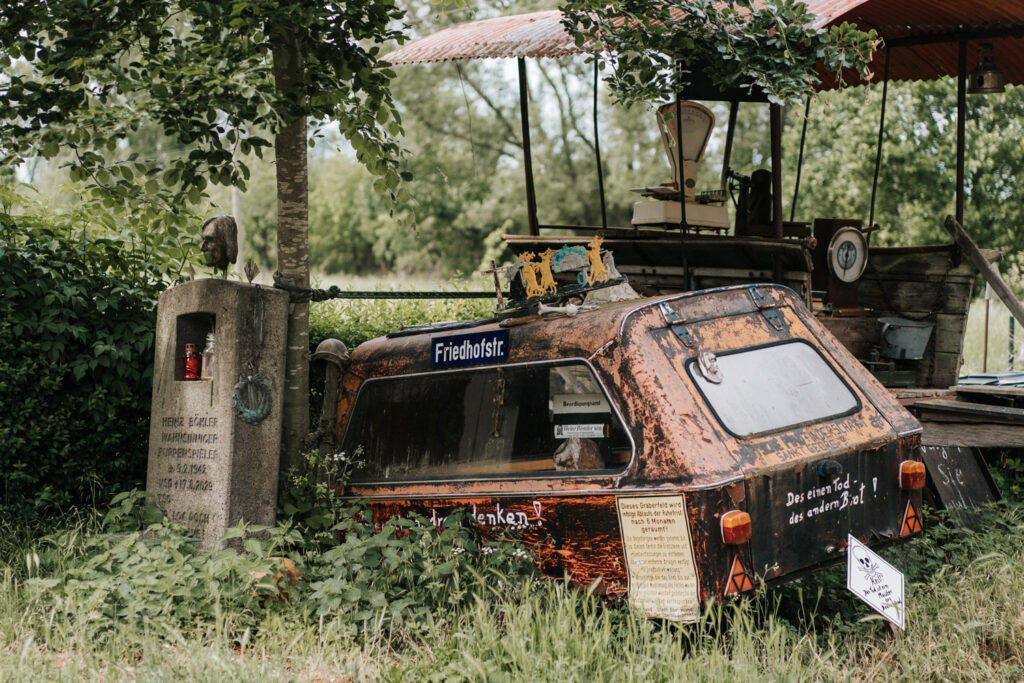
[554,423,606,439]
[552,393,610,414]
[846,534,905,631]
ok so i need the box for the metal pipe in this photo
[983,283,990,372]
[869,48,891,228]
[769,103,784,239]
[790,96,810,223]
[675,92,688,229]
[1010,316,1016,370]
[594,60,607,230]
[956,41,967,225]
[518,58,539,236]
[721,100,739,193]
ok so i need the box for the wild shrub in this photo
[0,198,170,518]
[24,489,536,645]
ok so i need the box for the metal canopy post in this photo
[518,57,540,236]
[594,60,607,229]
[956,41,967,225]
[721,100,739,193]
[869,48,891,228]
[769,103,784,239]
[790,96,811,223]
[675,91,688,229]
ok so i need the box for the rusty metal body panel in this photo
[336,285,923,604]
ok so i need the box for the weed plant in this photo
[2,488,1023,680]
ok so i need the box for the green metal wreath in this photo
[232,372,272,425]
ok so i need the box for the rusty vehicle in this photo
[328,280,925,619]
[382,0,1024,512]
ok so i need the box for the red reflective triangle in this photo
[901,500,923,536]
[725,555,755,595]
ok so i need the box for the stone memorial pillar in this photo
[147,279,288,545]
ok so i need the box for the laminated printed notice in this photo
[616,495,700,622]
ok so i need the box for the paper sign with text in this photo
[846,534,905,630]
[616,495,700,622]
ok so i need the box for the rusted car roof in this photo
[337,286,919,490]
[385,1,1024,88]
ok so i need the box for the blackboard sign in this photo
[921,446,1001,513]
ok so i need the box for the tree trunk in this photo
[271,22,309,483]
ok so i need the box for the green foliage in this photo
[22,489,536,646]
[0,191,170,518]
[2,488,1024,678]
[560,0,877,107]
[0,0,409,219]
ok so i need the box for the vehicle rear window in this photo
[687,340,859,438]
[343,361,632,482]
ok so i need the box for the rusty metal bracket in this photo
[761,308,785,332]
[672,324,696,348]
[658,301,683,325]
[748,286,773,309]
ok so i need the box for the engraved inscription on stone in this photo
[151,414,220,538]
[616,494,701,622]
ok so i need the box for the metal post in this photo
[593,61,607,230]
[956,41,967,225]
[518,58,539,236]
[1010,315,1015,370]
[790,96,810,223]
[721,100,739,194]
[675,93,688,229]
[983,282,990,372]
[869,48,891,228]
[769,104,784,239]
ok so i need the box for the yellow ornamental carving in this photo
[537,249,558,295]
[586,236,609,286]
[519,252,545,299]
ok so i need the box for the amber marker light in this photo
[721,510,752,545]
[900,460,927,490]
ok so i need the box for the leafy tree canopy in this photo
[0,0,409,222]
[560,0,878,106]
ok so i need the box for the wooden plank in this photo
[921,445,1001,510]
[954,385,1024,397]
[819,316,878,360]
[934,312,969,355]
[867,246,999,278]
[944,216,1024,328]
[918,351,963,389]
[891,388,955,401]
[915,398,1024,422]
[921,421,1024,447]
[857,279,972,316]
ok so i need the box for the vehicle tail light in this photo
[900,460,926,490]
[721,510,752,545]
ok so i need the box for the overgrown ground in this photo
[0,488,1022,681]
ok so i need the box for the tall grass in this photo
[1,502,1022,681]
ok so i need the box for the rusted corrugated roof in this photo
[386,1,1024,88]
[818,0,1024,88]
[383,3,862,66]
[384,10,580,64]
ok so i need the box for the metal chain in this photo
[272,271,501,303]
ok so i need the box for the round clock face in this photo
[827,227,868,283]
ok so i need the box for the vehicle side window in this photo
[343,361,631,481]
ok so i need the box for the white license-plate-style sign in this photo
[846,534,905,630]
[554,423,606,439]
